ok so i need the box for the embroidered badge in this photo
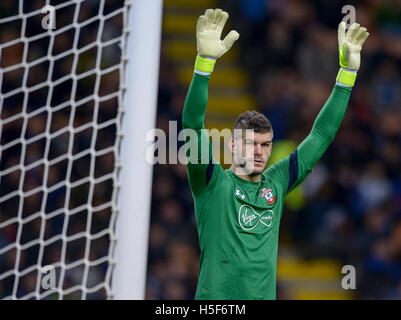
[260,187,276,205]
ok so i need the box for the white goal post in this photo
[0,0,162,300]
[112,0,163,300]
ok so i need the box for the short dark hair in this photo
[233,111,272,138]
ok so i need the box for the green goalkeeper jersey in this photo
[182,72,352,300]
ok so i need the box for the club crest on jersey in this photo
[261,187,276,205]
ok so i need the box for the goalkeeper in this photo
[182,8,369,299]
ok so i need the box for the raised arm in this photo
[266,22,370,194]
[182,9,239,197]
[289,83,352,192]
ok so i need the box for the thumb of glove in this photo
[220,30,240,57]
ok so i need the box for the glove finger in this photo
[357,31,370,47]
[205,8,214,28]
[338,21,346,48]
[346,23,360,43]
[222,30,240,51]
[196,15,206,33]
[353,27,367,44]
[212,8,222,27]
[217,11,229,33]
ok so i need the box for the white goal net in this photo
[0,0,132,299]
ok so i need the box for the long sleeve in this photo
[182,73,209,130]
[292,84,352,190]
[264,84,352,194]
[182,73,214,197]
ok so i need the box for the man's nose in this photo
[254,144,262,155]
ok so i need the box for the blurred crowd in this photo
[147,0,401,299]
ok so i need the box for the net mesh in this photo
[0,0,129,299]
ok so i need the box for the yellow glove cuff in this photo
[194,55,216,75]
[336,68,357,87]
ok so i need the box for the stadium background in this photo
[0,0,400,299]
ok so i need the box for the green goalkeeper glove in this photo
[194,8,239,75]
[336,21,369,87]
